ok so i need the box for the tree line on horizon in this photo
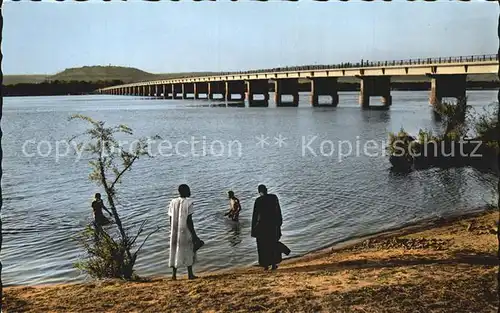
[4,80,499,97]
[2,80,124,97]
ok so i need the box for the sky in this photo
[3,1,498,75]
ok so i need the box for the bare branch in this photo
[129,220,147,246]
[110,154,139,190]
[133,226,160,260]
[68,114,102,129]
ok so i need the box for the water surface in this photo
[2,91,497,285]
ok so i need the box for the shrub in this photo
[70,114,159,280]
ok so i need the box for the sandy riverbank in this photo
[4,209,499,313]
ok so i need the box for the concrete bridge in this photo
[98,54,498,109]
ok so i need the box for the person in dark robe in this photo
[251,184,283,270]
[91,193,112,226]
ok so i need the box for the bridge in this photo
[98,54,498,108]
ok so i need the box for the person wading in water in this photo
[91,193,112,226]
[225,190,242,221]
[251,184,283,271]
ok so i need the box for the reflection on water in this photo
[225,220,242,247]
[1,90,498,286]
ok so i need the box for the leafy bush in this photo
[75,222,151,280]
[388,128,416,157]
[70,114,159,280]
[474,103,499,149]
[416,129,439,145]
[433,97,470,140]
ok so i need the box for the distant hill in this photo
[3,66,221,86]
[3,66,154,85]
[48,66,157,83]
[4,66,498,86]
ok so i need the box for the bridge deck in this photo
[100,54,498,91]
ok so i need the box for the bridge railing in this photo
[216,54,498,76]
[108,54,498,87]
[167,54,497,80]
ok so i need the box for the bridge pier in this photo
[274,79,299,107]
[225,81,245,102]
[310,77,339,107]
[172,84,183,99]
[358,76,391,109]
[156,84,163,98]
[246,80,269,107]
[163,84,172,99]
[429,74,467,106]
[194,82,208,99]
[208,81,225,100]
[182,83,195,99]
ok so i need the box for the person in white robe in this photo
[168,184,199,280]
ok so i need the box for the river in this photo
[1,90,497,286]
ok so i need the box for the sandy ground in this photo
[4,209,499,313]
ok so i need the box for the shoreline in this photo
[281,205,493,264]
[4,206,494,289]
[5,206,491,289]
[5,207,498,312]
[201,206,493,276]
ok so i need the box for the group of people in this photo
[91,184,288,280]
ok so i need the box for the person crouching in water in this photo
[91,193,112,226]
[225,190,241,221]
